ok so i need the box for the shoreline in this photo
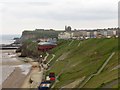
[1,49,32,88]
[2,67,26,88]
[1,49,43,89]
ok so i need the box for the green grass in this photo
[83,51,119,88]
[46,38,118,88]
[83,70,118,88]
[112,82,120,88]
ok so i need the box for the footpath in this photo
[79,52,115,88]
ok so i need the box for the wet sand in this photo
[1,50,25,66]
[1,50,30,89]
[2,67,26,88]
[1,50,43,89]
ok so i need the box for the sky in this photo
[0,0,119,35]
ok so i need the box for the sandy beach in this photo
[1,49,43,89]
[2,67,26,88]
[1,49,32,89]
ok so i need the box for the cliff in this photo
[18,29,62,43]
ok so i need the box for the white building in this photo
[113,30,117,36]
[93,31,98,38]
[86,32,90,38]
[58,32,73,39]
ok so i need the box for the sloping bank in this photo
[46,38,119,88]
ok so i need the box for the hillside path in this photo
[47,54,55,65]
[68,40,74,46]
[79,52,115,88]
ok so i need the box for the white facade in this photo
[103,31,108,37]
[113,30,117,35]
[58,32,73,39]
[93,31,97,38]
[58,29,118,40]
[86,32,90,37]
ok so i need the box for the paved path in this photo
[21,59,43,88]
[78,41,81,47]
[47,54,55,65]
[30,70,43,88]
[68,40,74,46]
[79,52,115,88]
[43,52,49,62]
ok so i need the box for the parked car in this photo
[46,76,50,81]
[38,72,56,90]
[50,77,55,81]
[38,81,51,90]
[49,72,55,78]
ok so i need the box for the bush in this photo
[20,39,42,58]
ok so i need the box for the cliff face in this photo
[18,30,61,43]
[20,31,36,42]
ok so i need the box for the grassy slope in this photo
[46,38,119,88]
[83,52,118,88]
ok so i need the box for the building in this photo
[58,27,119,40]
[58,32,73,39]
[37,38,57,43]
[65,26,72,32]
[107,30,114,37]
[93,30,98,38]
[38,42,57,52]
[86,31,90,38]
[72,30,89,39]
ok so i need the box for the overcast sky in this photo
[0,0,119,35]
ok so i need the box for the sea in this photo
[0,34,21,45]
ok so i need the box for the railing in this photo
[0,47,19,50]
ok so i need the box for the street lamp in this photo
[39,55,43,64]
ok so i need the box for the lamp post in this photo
[39,55,43,64]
